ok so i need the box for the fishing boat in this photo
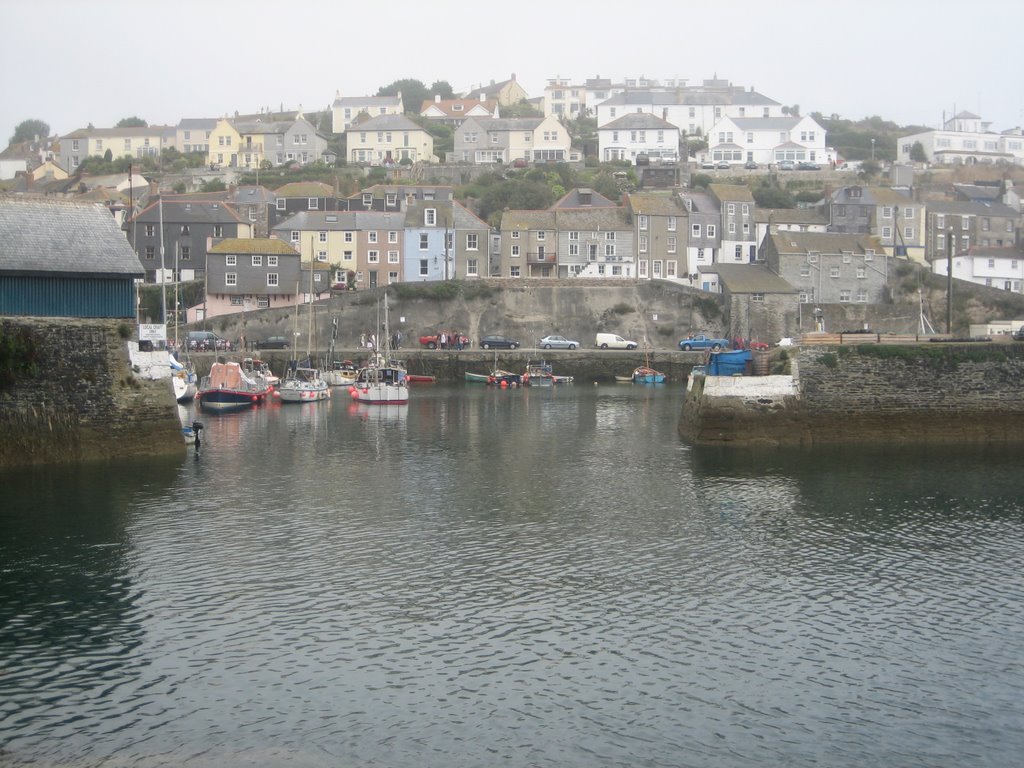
[632,366,666,384]
[196,360,273,412]
[170,353,198,402]
[466,353,522,386]
[323,358,359,386]
[348,294,410,405]
[278,362,330,402]
[242,357,279,388]
[523,360,572,386]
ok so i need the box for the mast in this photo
[159,196,166,324]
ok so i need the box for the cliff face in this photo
[0,318,185,466]
[679,344,1024,447]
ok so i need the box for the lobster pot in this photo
[752,350,771,376]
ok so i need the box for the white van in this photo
[595,333,638,350]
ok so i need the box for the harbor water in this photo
[2,383,1023,767]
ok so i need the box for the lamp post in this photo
[871,138,875,161]
[946,229,954,334]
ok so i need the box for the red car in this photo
[419,333,470,349]
[749,341,770,351]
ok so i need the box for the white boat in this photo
[348,294,409,405]
[278,364,330,403]
[323,359,359,386]
[170,353,198,403]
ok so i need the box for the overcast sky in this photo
[3,0,1022,143]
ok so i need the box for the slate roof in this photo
[553,188,620,209]
[709,183,756,203]
[346,114,423,132]
[926,200,1018,217]
[275,181,335,198]
[0,198,144,276]
[468,117,545,132]
[768,231,882,254]
[130,198,245,225]
[333,94,402,108]
[754,207,830,226]
[712,264,797,294]
[272,211,405,231]
[830,186,914,205]
[208,238,299,255]
[601,113,679,131]
[554,208,630,230]
[727,117,802,131]
[501,210,555,231]
[628,192,688,216]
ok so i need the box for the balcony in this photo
[526,251,556,264]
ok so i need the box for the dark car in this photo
[744,160,759,170]
[1013,327,1024,341]
[716,160,731,170]
[186,330,231,351]
[257,336,290,350]
[797,161,821,170]
[479,335,520,350]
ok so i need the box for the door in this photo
[369,270,378,289]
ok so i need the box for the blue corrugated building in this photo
[0,197,144,318]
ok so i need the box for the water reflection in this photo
[1,386,1023,767]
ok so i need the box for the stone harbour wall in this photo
[0,318,185,466]
[679,344,1024,446]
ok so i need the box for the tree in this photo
[116,116,148,128]
[429,81,455,99]
[200,178,226,193]
[910,141,927,163]
[377,79,429,114]
[103,149,113,162]
[858,159,881,178]
[751,186,796,209]
[9,118,50,145]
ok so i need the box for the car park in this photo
[479,335,520,350]
[595,333,638,350]
[538,335,579,350]
[256,336,290,350]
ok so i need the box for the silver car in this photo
[538,335,579,350]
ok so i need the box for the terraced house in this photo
[344,115,434,166]
[57,125,174,172]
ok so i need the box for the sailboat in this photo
[278,267,329,403]
[348,292,409,405]
[322,317,359,386]
[632,338,666,383]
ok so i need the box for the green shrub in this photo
[820,352,838,369]
[611,302,634,315]
[117,323,132,339]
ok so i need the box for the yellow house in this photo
[208,119,242,168]
[464,73,529,107]
[345,115,434,165]
[58,126,173,171]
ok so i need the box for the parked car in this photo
[744,160,759,170]
[777,160,796,170]
[595,333,638,350]
[419,333,471,349]
[716,160,731,170]
[479,335,520,350]
[256,336,290,350]
[797,161,821,170]
[186,330,231,351]
[1013,327,1024,341]
[538,335,579,350]
[678,334,729,352]
[700,160,716,169]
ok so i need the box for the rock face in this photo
[0,318,185,466]
[679,344,1024,446]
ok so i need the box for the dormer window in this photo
[425,208,437,226]
[453,104,463,111]
[362,193,372,206]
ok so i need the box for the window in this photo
[419,259,429,277]
[180,246,190,260]
[882,226,892,239]
[734,245,743,261]
[857,267,866,279]
[252,255,262,267]
[144,246,155,260]
[839,289,851,302]
[268,256,278,267]
[425,208,437,226]
[830,267,840,278]
[727,203,735,215]
[226,255,237,266]
[466,259,478,277]
[842,253,851,263]
[667,237,676,254]
[511,230,520,239]
[181,225,190,235]
[935,214,945,229]
[467,234,478,250]
[276,198,286,210]
[230,296,243,306]
[511,245,520,257]
[344,232,353,243]
[368,250,379,263]
[639,235,648,253]
[145,224,155,237]
[290,231,299,243]
[367,231,378,244]
[692,223,702,237]
[667,216,676,232]
[751,293,764,302]
[510,266,521,278]
[225,272,237,286]
[537,231,546,241]
[317,250,328,262]
[800,265,811,277]
[728,222,736,234]
[388,231,398,244]
[904,227,914,239]
[707,225,716,238]
[857,290,868,303]
[388,251,399,263]
[420,233,429,250]
[267,273,279,287]
[249,208,257,222]
[605,232,615,241]
[639,215,648,231]
[605,243,615,257]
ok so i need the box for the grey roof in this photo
[713,264,797,294]
[468,117,545,131]
[132,199,243,225]
[598,86,780,108]
[627,191,688,216]
[177,118,218,129]
[0,198,144,277]
[347,114,424,132]
[754,207,830,226]
[554,208,630,230]
[926,200,1018,217]
[768,231,881,254]
[601,113,680,131]
[728,117,802,130]
[553,188,620,209]
[272,210,405,231]
[333,94,402,108]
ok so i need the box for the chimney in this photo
[229,183,237,196]
[149,179,158,196]
[435,94,441,103]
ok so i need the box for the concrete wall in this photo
[679,344,1024,446]
[0,318,186,466]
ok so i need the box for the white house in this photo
[453,116,575,165]
[704,115,830,166]
[897,111,1024,166]
[597,113,681,163]
[932,245,1024,293]
[332,92,404,133]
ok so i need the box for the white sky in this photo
[3,0,1022,142]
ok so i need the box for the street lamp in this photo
[871,138,875,161]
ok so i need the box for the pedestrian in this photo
[359,331,366,348]
[439,331,447,350]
